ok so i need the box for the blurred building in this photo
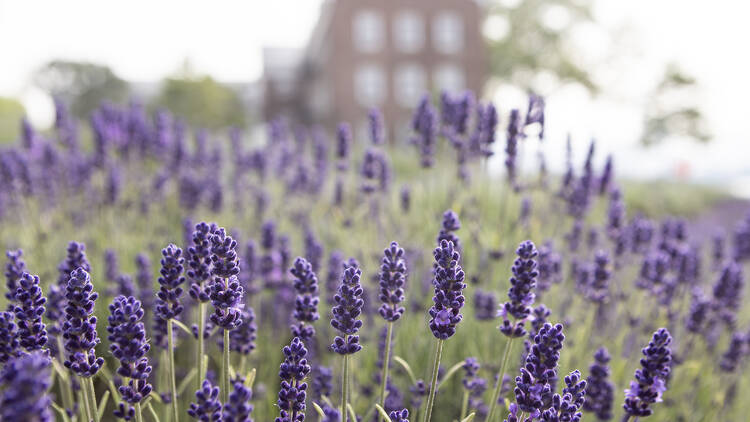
[262,0,488,142]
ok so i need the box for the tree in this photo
[34,60,129,119]
[152,68,247,130]
[0,97,26,145]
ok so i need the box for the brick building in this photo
[262,0,488,141]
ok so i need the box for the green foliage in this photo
[0,97,25,144]
[152,73,247,130]
[33,60,130,119]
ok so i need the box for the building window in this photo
[432,11,464,54]
[355,64,386,107]
[353,10,385,53]
[393,10,424,53]
[394,63,426,107]
[434,64,465,92]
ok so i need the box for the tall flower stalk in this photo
[424,240,466,422]
[276,337,311,422]
[156,244,186,422]
[188,222,216,390]
[377,242,407,422]
[331,261,364,421]
[488,241,539,422]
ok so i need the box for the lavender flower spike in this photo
[623,328,672,418]
[223,381,254,422]
[0,351,53,422]
[378,242,407,322]
[13,272,48,352]
[4,249,26,308]
[188,380,223,421]
[499,241,539,338]
[290,257,320,344]
[62,267,104,377]
[276,337,311,422]
[209,228,244,330]
[583,347,614,420]
[0,311,19,363]
[429,240,466,339]
[389,409,410,422]
[331,262,364,355]
[156,244,186,323]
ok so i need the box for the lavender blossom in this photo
[437,210,461,252]
[504,109,523,186]
[378,242,407,322]
[0,311,19,363]
[290,257,320,344]
[514,323,565,414]
[188,380,223,421]
[540,370,586,422]
[209,228,244,331]
[537,242,562,293]
[331,262,364,355]
[4,249,26,308]
[428,240,467,339]
[369,108,385,145]
[155,244,186,322]
[188,222,218,303]
[276,337,311,422]
[107,296,153,408]
[228,308,257,355]
[623,328,672,418]
[411,96,438,168]
[587,251,611,304]
[583,348,614,420]
[0,351,53,422]
[711,260,743,326]
[312,366,333,399]
[105,249,119,284]
[474,290,497,321]
[223,381,254,422]
[499,241,538,338]
[388,409,410,422]
[13,272,47,352]
[719,332,748,372]
[62,268,104,377]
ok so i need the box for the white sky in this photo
[1,0,749,191]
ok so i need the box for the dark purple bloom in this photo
[13,272,48,352]
[0,351,53,422]
[136,253,154,315]
[514,323,565,414]
[499,241,538,338]
[400,185,411,212]
[321,405,340,422]
[155,244,186,321]
[719,332,748,372]
[537,242,562,293]
[428,240,466,339]
[599,155,613,196]
[378,242,407,322]
[229,308,257,355]
[336,122,352,171]
[505,109,523,186]
[583,347,614,420]
[115,274,136,298]
[410,379,428,409]
[462,357,481,390]
[304,230,324,274]
[388,409,410,422]
[474,289,497,321]
[437,210,461,252]
[188,380,223,421]
[47,242,91,328]
[188,222,218,303]
[685,289,710,335]
[369,108,385,145]
[623,328,672,418]
[331,262,364,355]
[290,257,320,343]
[325,251,344,306]
[312,366,333,399]
[62,267,104,377]
[223,381,254,422]
[540,370,586,422]
[4,249,26,308]
[208,228,244,331]
[587,251,611,303]
[276,337,311,422]
[107,296,153,405]
[104,249,119,284]
[0,311,19,363]
[711,260,743,327]
[411,95,438,168]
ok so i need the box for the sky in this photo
[1,0,749,192]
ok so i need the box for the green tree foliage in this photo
[485,0,597,92]
[0,97,26,145]
[34,60,129,119]
[152,73,247,130]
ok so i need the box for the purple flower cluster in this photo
[331,261,364,355]
[623,328,672,418]
[378,242,407,322]
[388,409,410,422]
[13,272,48,352]
[189,380,223,421]
[540,370,586,422]
[499,241,538,338]
[62,267,104,377]
[411,96,438,168]
[290,257,320,343]
[437,210,461,252]
[276,337,311,422]
[229,308,258,355]
[474,290,497,321]
[0,351,53,422]
[209,228,244,330]
[0,311,19,363]
[107,296,153,409]
[4,249,26,308]
[224,381,254,422]
[583,347,614,420]
[514,323,565,414]
[188,222,217,303]
[428,240,466,339]
[155,244,186,321]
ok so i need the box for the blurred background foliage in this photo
[0,97,26,143]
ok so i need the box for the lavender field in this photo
[0,93,747,422]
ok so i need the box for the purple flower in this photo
[0,351,53,422]
[276,337,311,422]
[586,251,611,303]
[388,409,410,422]
[400,185,411,212]
[537,242,562,293]
[504,109,523,186]
[135,253,154,319]
[155,244,186,322]
[378,242,407,322]
[48,242,91,327]
[336,122,352,171]
[4,249,26,308]
[62,267,104,377]
[583,347,614,420]
[0,311,19,363]
[331,262,364,355]
[474,290,497,321]
[325,251,344,306]
[437,210,461,253]
[540,370,586,422]
[321,405,340,422]
[104,249,119,284]
[188,222,218,303]
[223,381,254,422]
[525,94,545,139]
[409,379,428,408]
[499,241,538,338]
[369,108,385,145]
[188,380,223,421]
[228,308,257,355]
[462,357,481,390]
[711,260,743,327]
[411,95,438,168]
[623,328,672,418]
[599,155,613,196]
[428,240,466,339]
[13,272,48,352]
[208,228,244,331]
[514,323,565,414]
[290,257,320,343]
[312,366,333,399]
[719,332,748,372]
[685,289,710,335]
[107,296,152,405]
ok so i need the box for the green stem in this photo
[79,376,93,422]
[57,337,75,413]
[222,329,230,403]
[135,402,143,422]
[197,302,207,390]
[167,319,180,422]
[87,377,100,422]
[378,322,394,422]
[422,338,444,422]
[460,389,470,421]
[486,337,515,422]
[341,335,350,422]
